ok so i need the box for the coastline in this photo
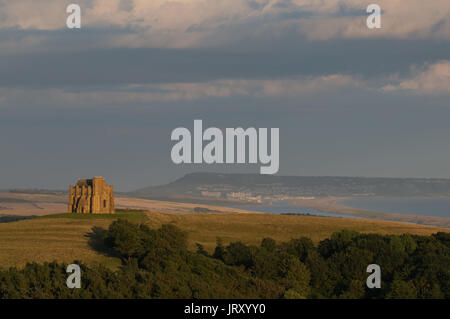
[290,196,450,228]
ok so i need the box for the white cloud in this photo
[0,0,448,50]
[298,0,450,40]
[1,62,447,110]
[382,60,450,95]
[0,74,360,108]
[152,74,359,100]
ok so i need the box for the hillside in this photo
[131,172,450,203]
[0,207,447,269]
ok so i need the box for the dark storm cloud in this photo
[1,36,449,88]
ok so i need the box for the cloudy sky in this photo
[0,0,449,191]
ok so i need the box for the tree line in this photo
[0,219,448,298]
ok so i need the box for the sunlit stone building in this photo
[68,177,114,214]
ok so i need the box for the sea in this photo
[234,197,450,219]
[337,197,450,218]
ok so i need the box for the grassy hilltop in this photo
[0,208,447,269]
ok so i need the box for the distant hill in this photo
[131,172,450,202]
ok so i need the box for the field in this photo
[0,207,447,269]
[144,211,449,251]
[0,192,67,216]
[2,191,449,228]
[0,192,257,216]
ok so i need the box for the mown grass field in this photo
[144,211,450,252]
[0,210,146,269]
[0,209,447,269]
[39,209,147,221]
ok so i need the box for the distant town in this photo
[131,173,450,205]
[199,188,315,204]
